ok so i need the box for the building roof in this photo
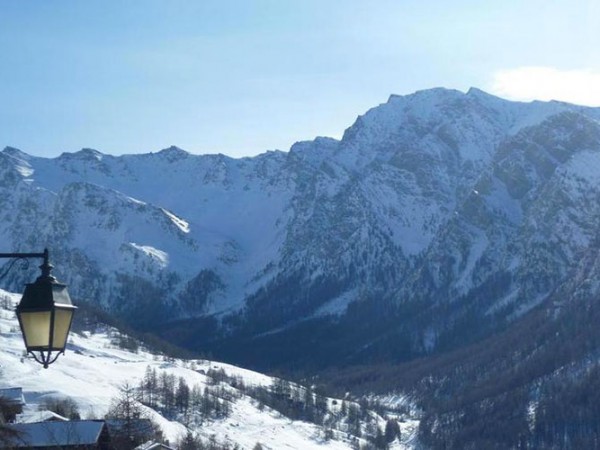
[17,410,69,423]
[5,420,106,447]
[0,387,25,406]
[135,441,176,450]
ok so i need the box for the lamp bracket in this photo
[29,349,65,369]
[0,257,30,281]
[0,249,51,282]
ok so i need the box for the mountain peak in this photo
[59,148,105,162]
[386,87,464,105]
[466,86,488,96]
[158,145,187,153]
[387,87,507,106]
[156,146,189,162]
[289,136,339,153]
[2,146,31,161]
[158,145,187,154]
[467,87,498,99]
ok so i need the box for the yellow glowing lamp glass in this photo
[16,262,76,368]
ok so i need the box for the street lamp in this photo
[0,249,76,368]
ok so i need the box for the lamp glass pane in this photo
[52,308,74,350]
[19,311,51,348]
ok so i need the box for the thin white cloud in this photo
[490,67,600,106]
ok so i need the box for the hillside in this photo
[0,289,418,449]
[316,243,600,448]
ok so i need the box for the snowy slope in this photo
[0,289,418,449]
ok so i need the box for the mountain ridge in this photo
[1,87,600,371]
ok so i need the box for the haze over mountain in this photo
[2,87,600,372]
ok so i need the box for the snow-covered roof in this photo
[5,420,107,447]
[135,441,176,450]
[17,410,69,423]
[0,387,25,405]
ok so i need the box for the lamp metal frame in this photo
[0,249,76,368]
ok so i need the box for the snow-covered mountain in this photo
[2,87,600,369]
[0,289,417,449]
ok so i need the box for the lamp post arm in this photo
[0,249,51,281]
[0,250,48,260]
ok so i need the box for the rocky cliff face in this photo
[2,88,600,368]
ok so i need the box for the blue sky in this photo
[1,1,599,157]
